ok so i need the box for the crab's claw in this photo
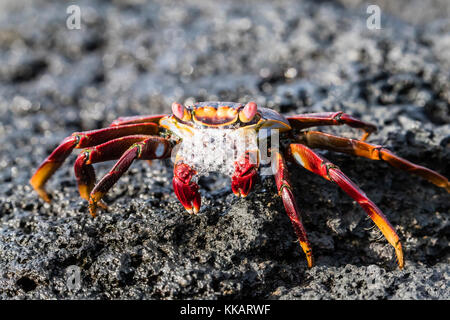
[231,151,259,197]
[173,162,201,214]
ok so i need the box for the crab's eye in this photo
[239,101,258,122]
[172,102,191,121]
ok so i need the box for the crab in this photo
[30,101,449,269]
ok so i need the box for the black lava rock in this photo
[0,0,448,299]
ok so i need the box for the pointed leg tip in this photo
[89,207,97,218]
[78,184,93,202]
[397,254,404,270]
[300,243,314,268]
[41,193,52,203]
[394,241,404,269]
[98,201,108,210]
[397,259,404,269]
[306,255,314,268]
[88,191,105,217]
[88,199,108,217]
[88,199,99,218]
[33,186,52,203]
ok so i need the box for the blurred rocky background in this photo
[0,0,448,299]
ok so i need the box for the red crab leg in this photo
[109,114,167,126]
[287,112,377,141]
[88,136,172,217]
[30,123,159,202]
[173,162,201,214]
[272,150,314,268]
[231,150,259,197]
[109,115,167,168]
[296,131,450,192]
[74,135,150,202]
[288,143,404,268]
[109,114,167,168]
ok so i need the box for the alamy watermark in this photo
[66,5,81,30]
[366,5,381,30]
[66,265,81,292]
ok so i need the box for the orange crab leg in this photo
[74,135,150,201]
[88,136,171,217]
[287,112,377,141]
[30,135,78,202]
[30,123,159,202]
[288,143,404,268]
[296,131,449,192]
[272,150,314,268]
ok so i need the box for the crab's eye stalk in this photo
[172,102,191,121]
[239,101,258,123]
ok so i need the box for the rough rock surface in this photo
[0,0,448,299]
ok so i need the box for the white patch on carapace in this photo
[177,128,258,176]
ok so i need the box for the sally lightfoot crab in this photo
[30,101,449,269]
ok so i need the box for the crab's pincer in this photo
[173,162,201,214]
[231,151,259,197]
